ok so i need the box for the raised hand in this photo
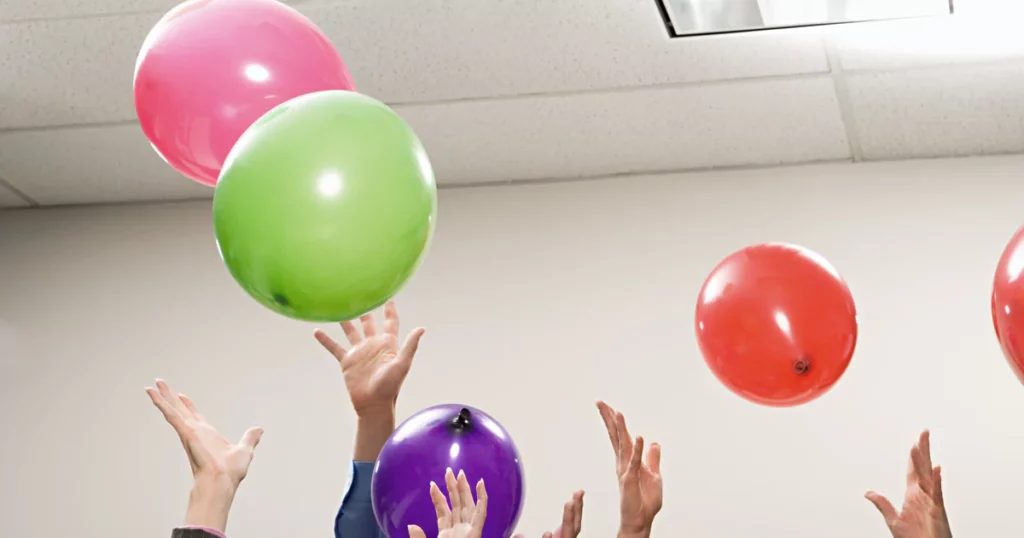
[408,468,488,538]
[314,301,425,418]
[865,431,953,538]
[512,490,584,538]
[597,401,662,538]
[147,379,263,486]
[147,379,263,533]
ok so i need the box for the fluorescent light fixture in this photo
[655,0,953,37]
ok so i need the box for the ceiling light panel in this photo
[656,0,953,37]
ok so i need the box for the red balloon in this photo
[695,243,858,407]
[992,226,1024,385]
[134,0,355,186]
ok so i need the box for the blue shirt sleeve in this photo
[335,461,385,538]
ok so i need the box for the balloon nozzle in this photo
[451,407,472,430]
[793,356,811,375]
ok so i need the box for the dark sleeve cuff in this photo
[345,461,375,504]
[172,528,224,538]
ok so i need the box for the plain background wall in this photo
[2,155,1024,538]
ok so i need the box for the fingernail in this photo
[446,467,453,475]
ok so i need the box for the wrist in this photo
[618,526,652,538]
[355,404,396,422]
[353,410,396,461]
[185,475,237,532]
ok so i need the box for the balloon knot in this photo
[451,407,472,430]
[793,356,811,375]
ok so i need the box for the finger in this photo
[408,525,427,538]
[470,479,488,530]
[156,379,190,417]
[629,436,645,474]
[445,468,463,523]
[240,427,264,451]
[314,329,347,362]
[617,411,634,446]
[596,401,619,453]
[360,313,378,337]
[340,321,362,346]
[384,301,400,336]
[146,386,185,431]
[177,394,207,423]
[542,533,553,538]
[429,481,452,527]
[560,499,574,538]
[397,328,426,368]
[458,470,475,509]
[615,412,632,473]
[573,490,584,534]
[905,445,918,488]
[932,466,945,505]
[864,491,898,529]
[919,430,932,468]
[910,446,933,494]
[647,442,662,475]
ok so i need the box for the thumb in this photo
[239,427,264,451]
[408,525,427,538]
[865,491,898,528]
[398,328,426,366]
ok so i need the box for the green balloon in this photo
[213,91,437,322]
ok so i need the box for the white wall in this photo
[2,155,1024,538]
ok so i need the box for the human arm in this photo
[314,301,425,538]
[147,379,262,538]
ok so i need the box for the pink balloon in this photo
[134,0,355,186]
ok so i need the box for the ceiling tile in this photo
[0,0,175,21]
[0,181,29,208]
[0,0,307,22]
[307,0,829,103]
[833,14,1024,71]
[847,62,1024,160]
[0,124,212,205]
[398,77,851,185]
[0,0,828,129]
[0,13,157,129]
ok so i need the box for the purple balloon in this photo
[372,404,525,538]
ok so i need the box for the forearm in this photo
[185,476,237,534]
[353,409,395,461]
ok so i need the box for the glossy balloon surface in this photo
[213,91,437,322]
[992,226,1024,385]
[135,0,355,186]
[695,243,858,406]
[372,404,525,538]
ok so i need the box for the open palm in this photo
[866,430,952,538]
[147,379,263,486]
[314,301,425,416]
